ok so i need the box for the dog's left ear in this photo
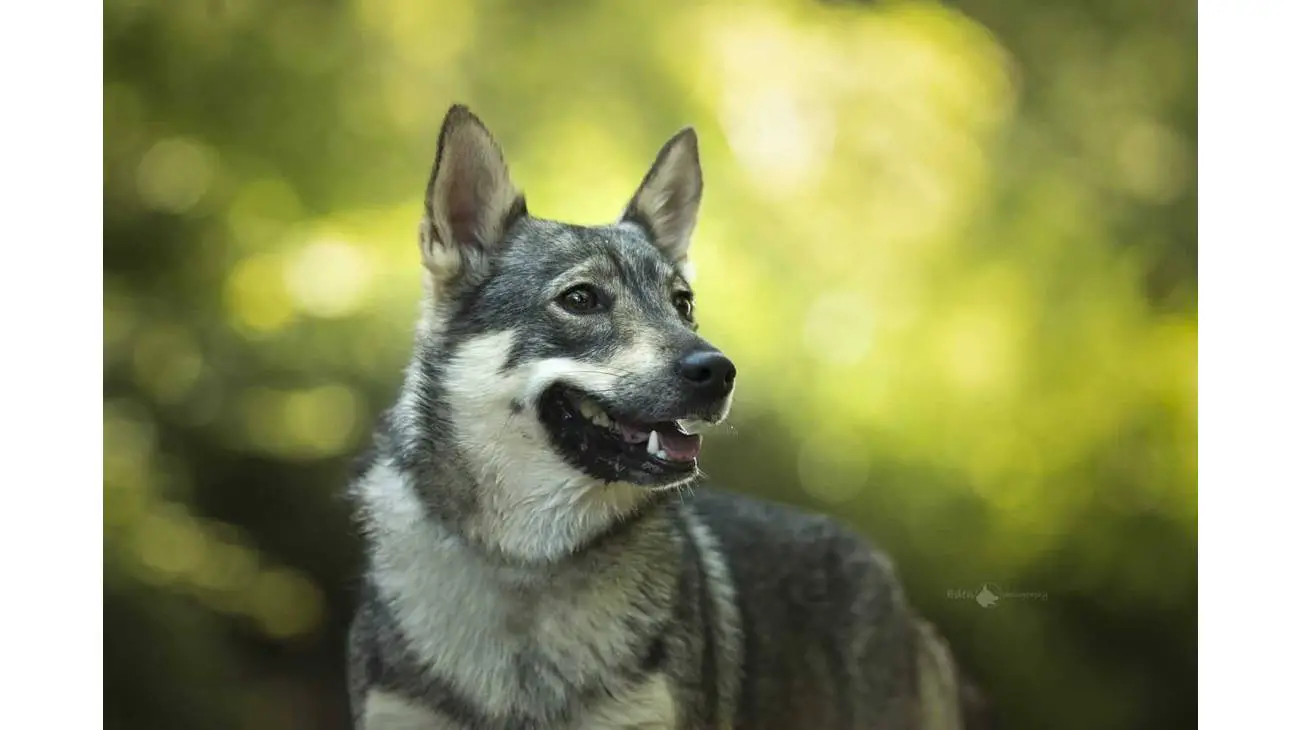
[421,105,526,284]
[622,128,703,264]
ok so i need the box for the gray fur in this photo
[347,105,989,729]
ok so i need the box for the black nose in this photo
[678,350,737,395]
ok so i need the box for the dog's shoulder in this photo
[682,485,912,652]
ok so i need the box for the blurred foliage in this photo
[103,0,1196,728]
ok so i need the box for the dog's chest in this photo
[372,524,680,725]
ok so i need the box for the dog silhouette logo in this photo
[975,583,1000,608]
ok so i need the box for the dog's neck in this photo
[355,446,673,571]
[372,321,665,564]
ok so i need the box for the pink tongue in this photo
[657,430,702,461]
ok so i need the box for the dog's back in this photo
[346,104,986,729]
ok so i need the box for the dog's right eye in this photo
[558,284,605,314]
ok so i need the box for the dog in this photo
[346,104,989,729]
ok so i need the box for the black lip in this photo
[537,384,698,486]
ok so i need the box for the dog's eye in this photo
[672,291,694,321]
[558,284,604,314]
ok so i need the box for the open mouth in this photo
[537,384,702,486]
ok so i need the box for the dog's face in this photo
[417,106,734,490]
[468,218,735,486]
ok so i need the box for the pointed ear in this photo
[621,128,703,263]
[420,105,526,283]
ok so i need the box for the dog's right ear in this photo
[420,105,526,284]
[621,127,703,265]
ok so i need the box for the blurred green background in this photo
[103,0,1196,728]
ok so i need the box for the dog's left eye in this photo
[672,291,694,321]
[558,284,605,314]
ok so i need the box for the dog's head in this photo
[412,105,735,496]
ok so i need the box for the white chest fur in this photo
[358,463,679,726]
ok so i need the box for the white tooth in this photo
[578,399,597,420]
[647,430,660,455]
[593,411,612,428]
